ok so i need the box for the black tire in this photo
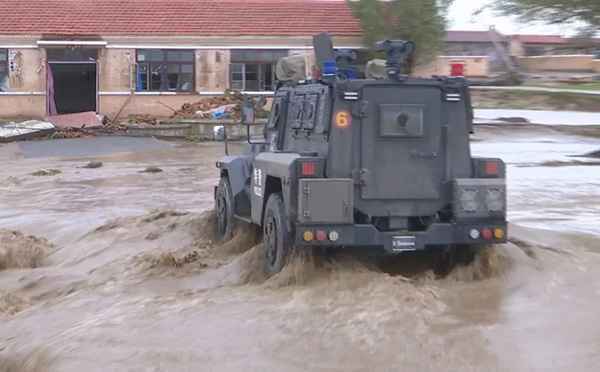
[215,176,235,242]
[263,193,293,274]
[433,245,477,276]
[433,246,455,277]
[455,244,478,265]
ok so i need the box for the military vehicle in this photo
[215,33,507,274]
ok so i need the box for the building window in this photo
[0,49,8,91]
[136,50,195,92]
[524,46,546,56]
[230,50,288,91]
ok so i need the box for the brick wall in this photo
[413,56,490,77]
[0,95,45,118]
[99,48,133,92]
[196,49,231,91]
[518,55,596,72]
[0,48,46,118]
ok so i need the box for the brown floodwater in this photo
[0,132,599,372]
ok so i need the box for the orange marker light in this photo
[494,228,505,240]
[303,231,314,242]
[335,111,351,128]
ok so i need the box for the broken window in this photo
[136,50,195,92]
[0,49,8,92]
[230,50,288,91]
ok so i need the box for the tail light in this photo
[469,227,505,241]
[300,161,317,177]
[481,228,493,240]
[485,161,499,177]
[473,158,505,179]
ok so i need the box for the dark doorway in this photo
[50,63,97,114]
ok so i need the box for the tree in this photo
[346,0,454,63]
[494,0,600,35]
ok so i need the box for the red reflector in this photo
[301,162,316,176]
[481,228,493,240]
[316,230,327,241]
[485,161,499,176]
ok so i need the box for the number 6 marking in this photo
[335,111,351,128]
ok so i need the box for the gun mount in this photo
[375,39,416,79]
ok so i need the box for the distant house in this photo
[511,35,600,56]
[425,29,511,77]
[510,35,568,56]
[445,30,509,57]
[510,34,600,73]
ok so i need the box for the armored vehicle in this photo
[215,33,507,274]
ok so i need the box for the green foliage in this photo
[347,0,453,63]
[494,0,600,35]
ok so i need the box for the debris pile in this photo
[101,120,129,133]
[0,120,55,142]
[49,127,95,139]
[127,114,159,126]
[172,90,245,120]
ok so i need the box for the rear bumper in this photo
[294,221,507,253]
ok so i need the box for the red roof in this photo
[0,0,362,37]
[512,35,567,44]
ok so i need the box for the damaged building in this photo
[2,0,515,120]
[0,0,363,119]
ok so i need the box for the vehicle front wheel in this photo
[263,193,293,274]
[215,176,235,242]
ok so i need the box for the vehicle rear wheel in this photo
[263,193,292,274]
[433,244,477,276]
[215,176,235,242]
[455,244,477,264]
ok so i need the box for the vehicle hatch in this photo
[359,85,444,200]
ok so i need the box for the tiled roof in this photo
[512,35,567,44]
[0,0,362,37]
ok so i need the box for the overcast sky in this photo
[447,0,577,35]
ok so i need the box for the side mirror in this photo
[241,96,255,125]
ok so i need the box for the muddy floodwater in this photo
[1,128,600,371]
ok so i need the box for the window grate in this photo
[136,49,195,92]
[230,49,287,92]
